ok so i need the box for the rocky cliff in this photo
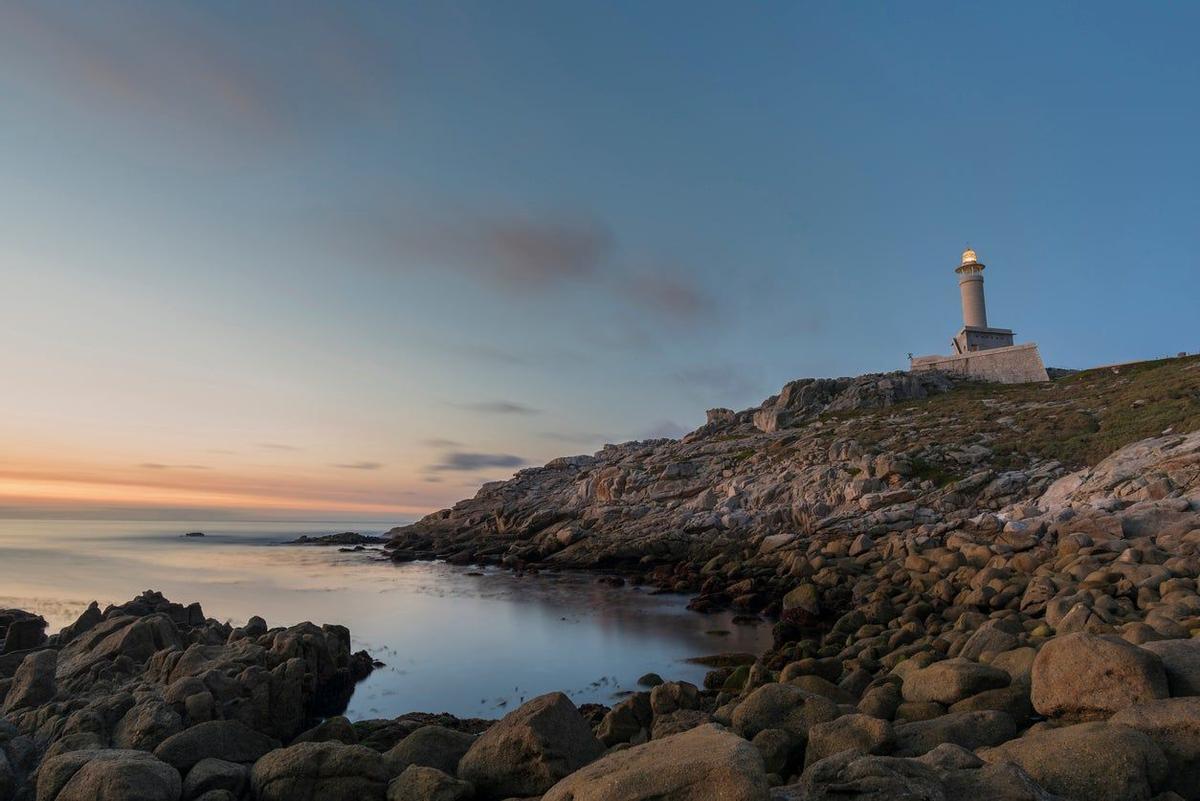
[387,356,1200,614]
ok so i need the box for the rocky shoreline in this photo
[3,360,1200,799]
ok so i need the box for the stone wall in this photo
[910,342,1049,384]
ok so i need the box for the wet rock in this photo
[457,692,604,799]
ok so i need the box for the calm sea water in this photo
[0,519,771,719]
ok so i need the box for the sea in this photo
[0,519,772,720]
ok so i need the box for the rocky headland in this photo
[3,355,1200,800]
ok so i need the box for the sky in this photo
[2,1,1198,522]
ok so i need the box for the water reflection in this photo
[0,519,773,719]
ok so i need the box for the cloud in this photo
[0,2,396,148]
[258,442,301,451]
[420,438,462,448]
[640,420,689,440]
[452,400,539,416]
[623,272,716,321]
[332,461,383,470]
[430,452,526,472]
[137,463,211,470]
[317,205,721,328]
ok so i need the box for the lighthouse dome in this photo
[960,247,979,266]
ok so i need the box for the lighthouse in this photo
[909,246,1048,383]
[949,247,1014,355]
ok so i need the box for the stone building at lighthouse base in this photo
[909,248,1049,384]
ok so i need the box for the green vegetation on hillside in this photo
[824,355,1200,470]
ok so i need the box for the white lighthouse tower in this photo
[950,247,1014,355]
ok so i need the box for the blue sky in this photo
[2,1,1198,519]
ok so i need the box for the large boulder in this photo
[250,741,389,801]
[901,658,1010,706]
[113,700,184,752]
[541,723,769,801]
[180,758,249,800]
[36,749,181,801]
[730,683,838,740]
[2,649,56,714]
[783,747,1059,801]
[456,692,603,799]
[1141,639,1200,697]
[1031,633,1168,720]
[386,765,474,801]
[980,721,1168,801]
[1111,698,1200,800]
[383,725,476,776]
[892,710,1017,757]
[803,714,894,768]
[153,720,280,774]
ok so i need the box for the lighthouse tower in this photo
[950,247,1014,355]
[909,246,1047,383]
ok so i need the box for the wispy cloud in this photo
[0,2,396,148]
[429,452,526,472]
[420,438,462,448]
[623,272,716,322]
[317,205,721,328]
[332,461,384,470]
[137,463,211,471]
[452,400,540,416]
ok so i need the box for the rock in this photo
[36,749,182,801]
[1111,698,1200,800]
[892,710,1017,757]
[1141,639,1200,697]
[2,649,56,713]
[980,721,1168,801]
[804,714,894,768]
[730,683,839,740]
[292,715,359,745]
[1032,633,1169,720]
[541,723,769,801]
[154,720,280,774]
[113,700,184,752]
[383,725,476,776]
[901,658,1010,706]
[182,758,249,801]
[751,728,799,776]
[596,693,652,746]
[959,619,1022,661]
[636,673,663,688]
[781,585,820,617]
[650,709,711,740]
[457,692,604,799]
[250,741,389,801]
[2,616,46,654]
[648,682,700,715]
[386,765,474,801]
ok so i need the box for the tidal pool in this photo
[0,519,772,718]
